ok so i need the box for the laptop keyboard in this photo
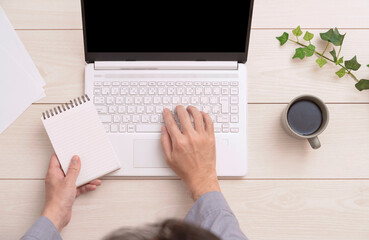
[93,80,240,133]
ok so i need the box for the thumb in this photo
[66,155,81,184]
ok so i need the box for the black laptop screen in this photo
[82,1,251,54]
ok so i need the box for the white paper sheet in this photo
[0,5,45,88]
[0,5,46,134]
[0,48,44,133]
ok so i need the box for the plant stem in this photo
[322,42,330,56]
[347,71,359,82]
[288,39,359,82]
[337,45,342,59]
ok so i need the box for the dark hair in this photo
[103,219,221,240]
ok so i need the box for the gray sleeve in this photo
[20,216,62,240]
[184,191,247,240]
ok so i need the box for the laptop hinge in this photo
[94,61,238,70]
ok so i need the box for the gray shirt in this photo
[21,191,247,240]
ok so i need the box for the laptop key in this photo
[136,124,162,132]
[230,96,239,104]
[119,124,127,132]
[230,87,239,95]
[231,115,239,123]
[94,97,105,104]
[217,115,229,123]
[219,97,229,113]
[102,87,110,95]
[99,115,112,123]
[95,106,107,114]
[110,124,118,132]
[103,124,110,133]
[230,105,239,114]
[127,124,135,132]
[230,127,239,133]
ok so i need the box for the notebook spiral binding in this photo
[42,94,90,120]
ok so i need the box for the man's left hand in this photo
[42,154,101,232]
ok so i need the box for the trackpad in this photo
[133,139,168,168]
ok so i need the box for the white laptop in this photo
[81,1,254,176]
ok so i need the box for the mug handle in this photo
[308,136,321,149]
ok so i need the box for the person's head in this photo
[103,219,220,240]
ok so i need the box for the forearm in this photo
[21,216,62,240]
[184,191,248,240]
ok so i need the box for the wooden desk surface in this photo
[1,0,369,239]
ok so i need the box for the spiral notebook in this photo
[41,95,121,187]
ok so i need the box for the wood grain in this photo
[1,0,369,29]
[14,29,369,104]
[0,0,82,29]
[252,0,369,29]
[2,180,369,240]
[1,103,368,179]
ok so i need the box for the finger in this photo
[88,179,102,186]
[187,106,204,132]
[175,105,194,134]
[163,108,181,139]
[46,154,64,178]
[66,155,81,184]
[202,112,214,134]
[80,184,97,192]
[76,184,97,197]
[48,154,61,170]
[76,186,87,197]
[160,126,172,162]
[85,184,97,191]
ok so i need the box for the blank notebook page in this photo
[42,97,121,187]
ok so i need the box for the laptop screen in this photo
[81,1,253,62]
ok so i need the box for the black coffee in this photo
[287,100,323,136]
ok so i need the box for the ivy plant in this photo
[276,26,369,91]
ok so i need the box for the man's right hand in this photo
[161,105,220,201]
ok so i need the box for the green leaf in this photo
[355,79,369,91]
[276,32,289,46]
[292,26,303,37]
[304,44,315,57]
[344,56,361,71]
[330,49,337,62]
[367,64,369,67]
[320,28,345,46]
[335,68,346,78]
[293,47,306,60]
[303,31,314,41]
[337,57,344,65]
[316,58,327,68]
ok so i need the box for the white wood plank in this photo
[15,29,369,104]
[252,0,369,29]
[0,104,368,179]
[2,180,369,240]
[0,0,82,29]
[1,0,369,29]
